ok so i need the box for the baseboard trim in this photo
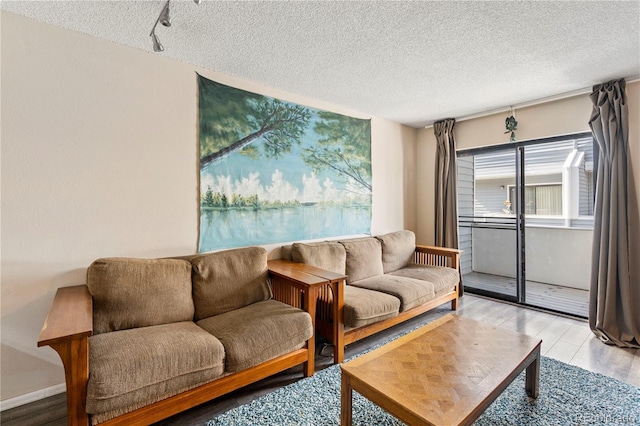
[0,383,66,411]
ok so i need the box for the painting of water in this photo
[197,75,372,252]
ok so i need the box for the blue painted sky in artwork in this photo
[200,109,368,204]
[202,115,330,190]
[197,76,371,251]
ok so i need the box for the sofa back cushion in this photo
[340,237,384,284]
[280,244,294,261]
[87,258,194,334]
[291,242,346,274]
[187,246,272,321]
[376,230,416,273]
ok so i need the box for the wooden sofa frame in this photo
[270,245,461,364]
[37,267,324,426]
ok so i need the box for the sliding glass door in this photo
[458,146,522,302]
[457,133,593,317]
[520,138,594,316]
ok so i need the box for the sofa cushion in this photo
[376,230,416,273]
[86,321,225,422]
[343,285,400,330]
[340,237,384,284]
[388,264,460,295]
[186,247,272,321]
[87,258,194,334]
[291,241,346,274]
[197,300,313,373]
[350,274,435,312]
[280,244,293,261]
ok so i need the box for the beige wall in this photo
[0,12,417,403]
[416,81,640,245]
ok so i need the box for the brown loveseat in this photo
[38,246,318,426]
[279,230,461,363]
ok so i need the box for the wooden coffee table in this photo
[340,314,542,426]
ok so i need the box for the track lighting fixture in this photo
[151,31,164,52]
[149,0,170,52]
[159,1,171,27]
[150,0,201,52]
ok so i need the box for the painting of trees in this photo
[302,112,371,196]
[197,75,372,252]
[199,77,311,168]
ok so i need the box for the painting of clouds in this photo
[198,75,372,252]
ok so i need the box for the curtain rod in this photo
[424,76,640,129]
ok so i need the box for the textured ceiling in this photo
[2,1,639,127]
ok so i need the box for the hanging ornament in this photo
[504,107,518,142]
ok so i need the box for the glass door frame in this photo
[516,145,525,304]
[457,131,593,308]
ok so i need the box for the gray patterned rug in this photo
[208,348,640,426]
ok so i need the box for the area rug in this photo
[207,353,639,426]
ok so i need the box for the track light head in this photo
[151,32,164,52]
[159,2,171,27]
[150,0,198,52]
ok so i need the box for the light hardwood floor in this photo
[2,295,638,426]
[464,271,589,318]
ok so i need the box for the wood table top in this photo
[267,259,330,286]
[268,259,347,282]
[341,314,542,426]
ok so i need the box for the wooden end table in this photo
[340,314,541,426]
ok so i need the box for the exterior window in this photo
[466,136,593,224]
[581,171,594,216]
[509,184,562,215]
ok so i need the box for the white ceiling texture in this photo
[2,1,639,127]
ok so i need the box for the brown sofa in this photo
[38,246,318,426]
[281,230,461,363]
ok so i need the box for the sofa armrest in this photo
[38,285,93,426]
[38,285,93,347]
[414,245,463,270]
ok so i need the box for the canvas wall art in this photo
[197,75,372,252]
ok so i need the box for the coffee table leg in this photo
[341,373,353,426]
[525,346,540,398]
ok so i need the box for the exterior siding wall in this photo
[458,156,474,275]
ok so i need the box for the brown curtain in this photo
[434,119,462,295]
[588,79,640,348]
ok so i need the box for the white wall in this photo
[471,228,517,276]
[0,11,417,403]
[472,227,592,290]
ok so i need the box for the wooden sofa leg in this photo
[329,280,345,364]
[303,335,315,378]
[334,335,345,364]
[451,296,459,311]
[51,338,89,426]
[303,287,319,377]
